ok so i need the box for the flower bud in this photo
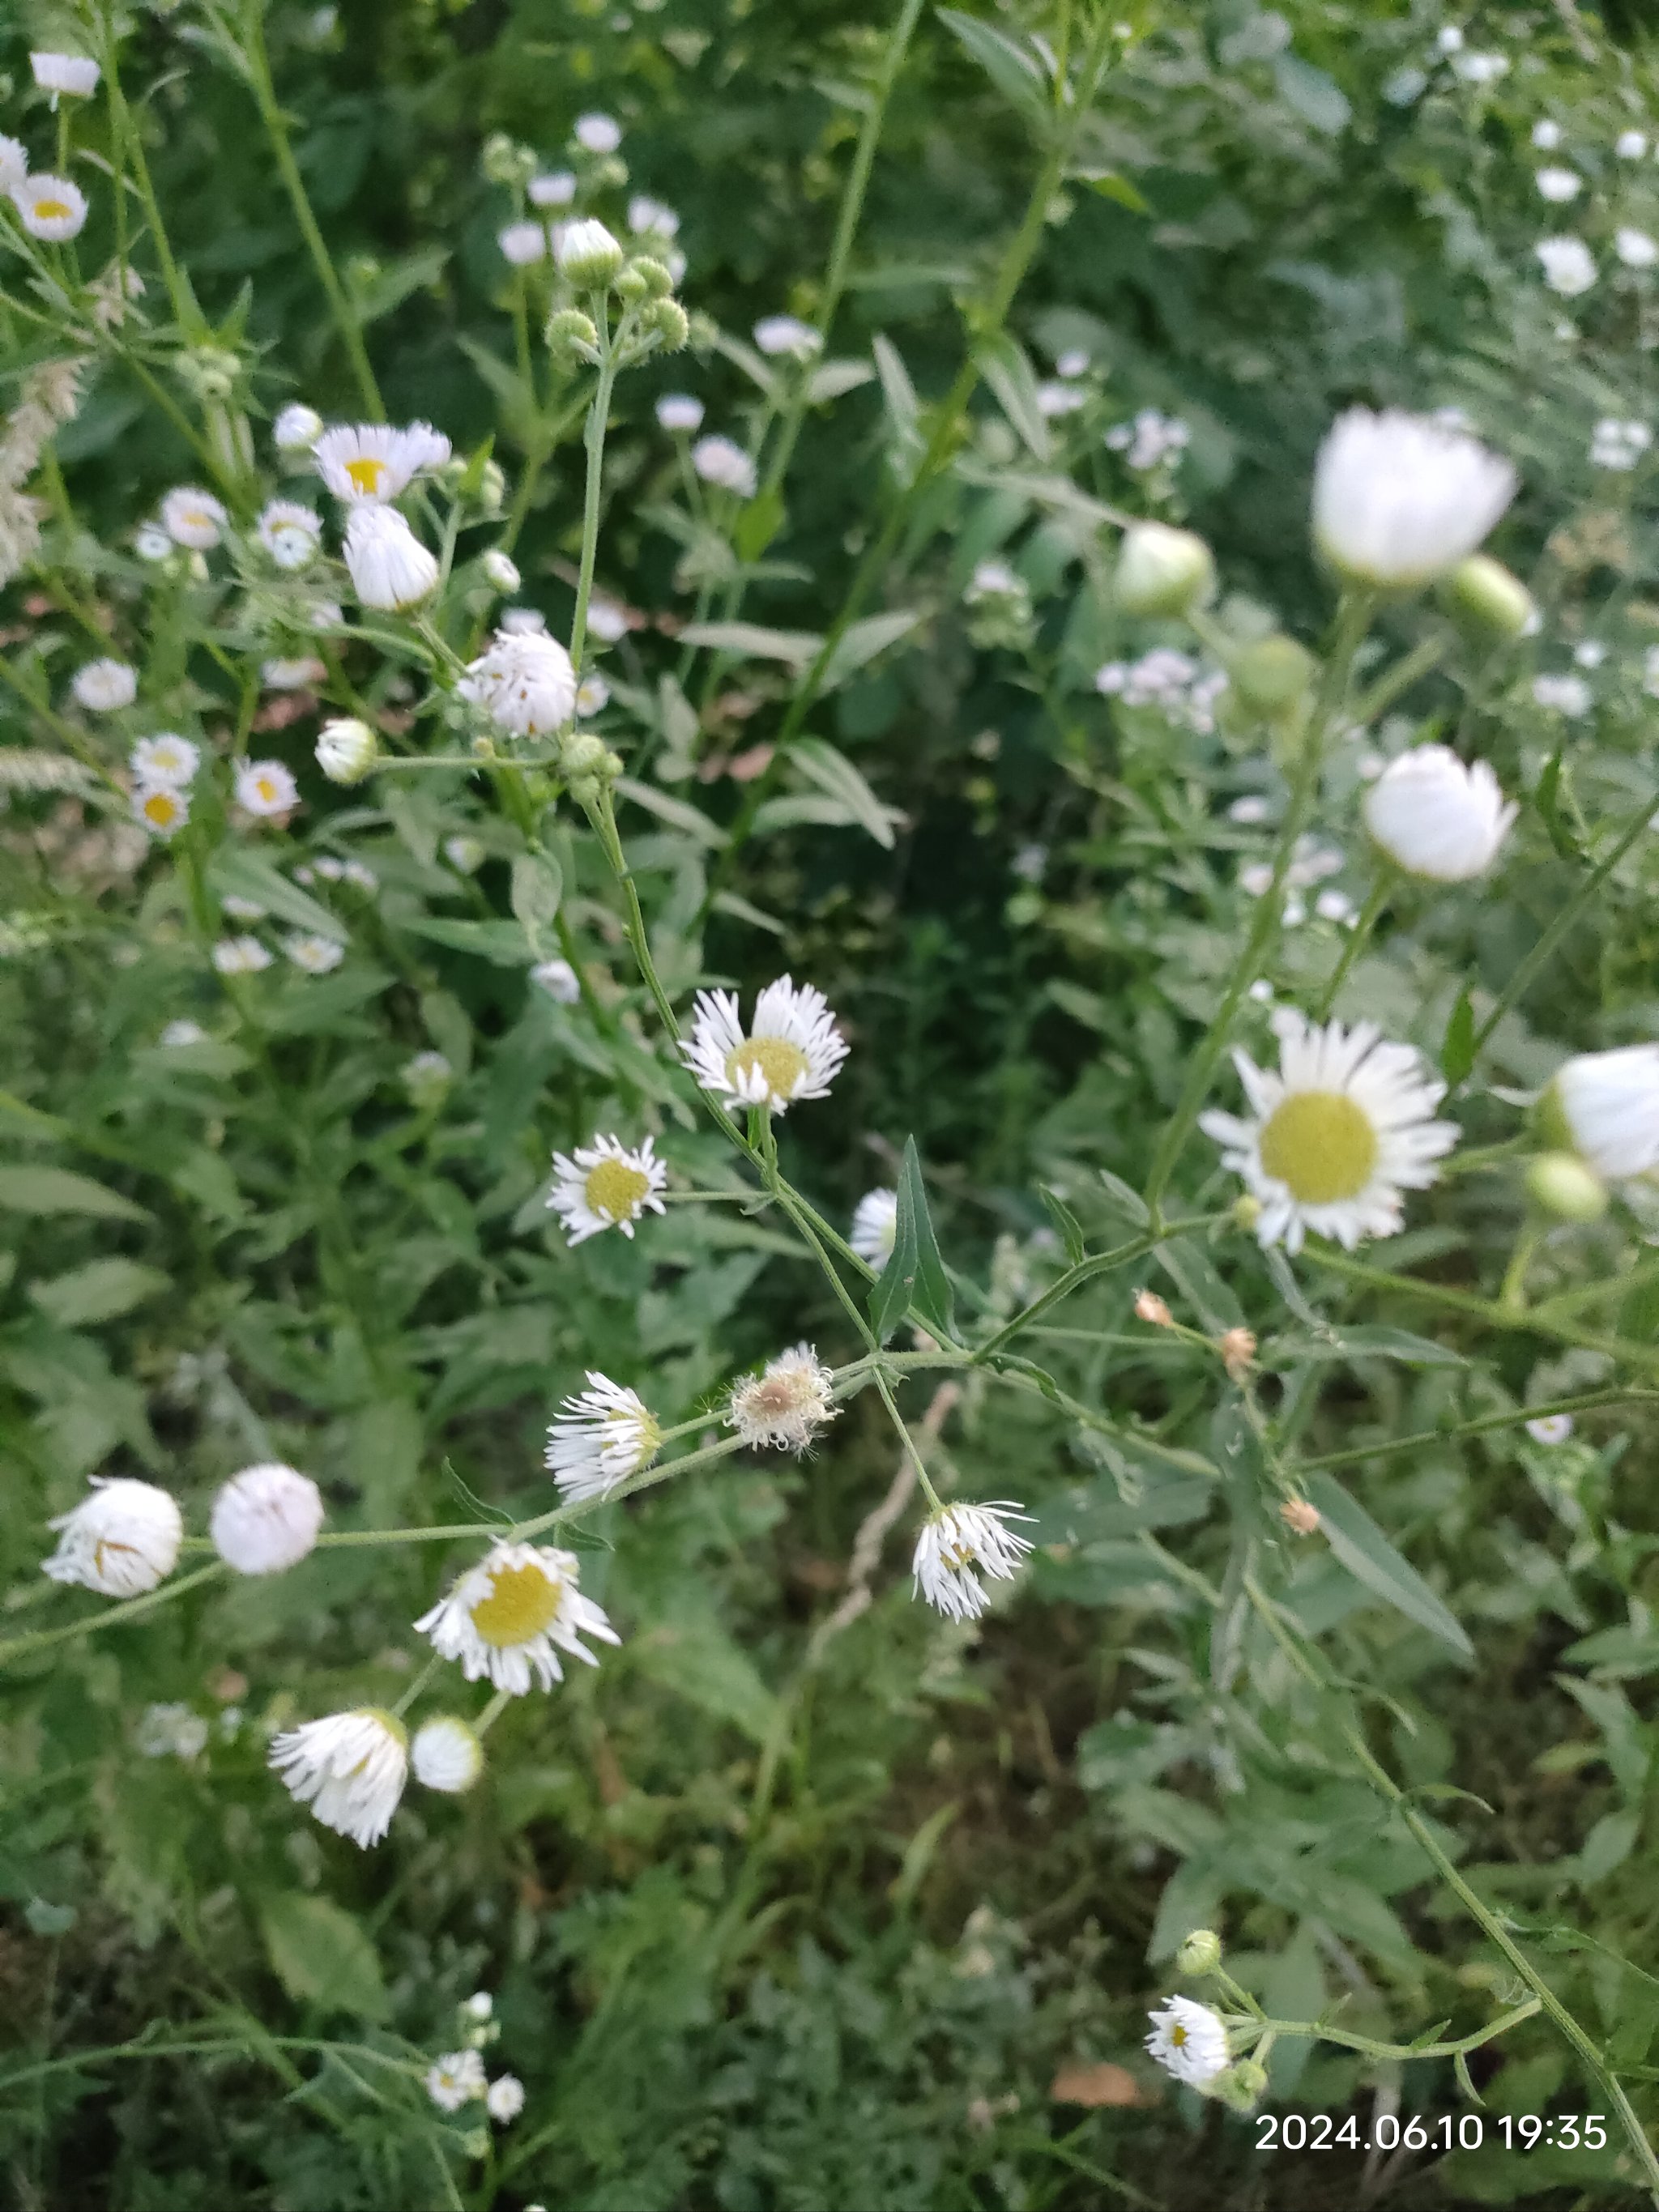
[556,218,625,288]
[1218,1327,1256,1380]
[481,549,520,595]
[1175,1929,1222,1975]
[1114,522,1215,618]
[1213,2059,1269,2112]
[1443,553,1534,642]
[633,255,675,299]
[477,460,505,514]
[1134,1289,1174,1328]
[1280,1497,1322,1536]
[412,1713,484,1793]
[403,1051,453,1110]
[558,733,609,781]
[481,133,535,188]
[650,298,691,351]
[1231,1193,1263,1232]
[545,306,600,363]
[314,717,377,786]
[614,262,652,305]
[1525,1150,1608,1221]
[1230,634,1316,717]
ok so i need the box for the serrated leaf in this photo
[788,737,902,849]
[938,6,1052,122]
[258,1892,390,2021]
[29,1258,170,1327]
[677,620,822,667]
[208,849,345,944]
[1303,1473,1473,1660]
[0,1165,147,1221]
[1441,986,1475,1084]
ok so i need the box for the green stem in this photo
[568,343,618,672]
[1347,631,1449,727]
[1313,867,1392,1023]
[97,19,194,334]
[1498,1223,1542,1314]
[975,1215,1230,1357]
[0,1562,225,1669]
[872,1367,945,1513]
[1295,1386,1659,1473]
[1249,1999,1539,2064]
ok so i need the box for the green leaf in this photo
[1440,985,1475,1085]
[787,738,903,848]
[1535,749,1583,861]
[976,333,1051,460]
[29,1259,170,1327]
[401,917,534,965]
[345,1396,424,1520]
[1271,1324,1467,1369]
[1039,1186,1086,1264]
[938,7,1051,123]
[1302,1473,1473,1660]
[820,609,923,690]
[0,1165,147,1221]
[1079,169,1151,215]
[1273,53,1351,134]
[258,1891,390,2021]
[871,1136,956,1342]
[510,852,563,958]
[733,484,787,562]
[613,777,727,847]
[630,1609,781,1743]
[208,849,346,944]
[677,620,822,667]
[806,356,874,404]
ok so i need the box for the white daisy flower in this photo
[1616,228,1659,270]
[575,675,609,717]
[1536,236,1597,296]
[1549,1045,1659,1180]
[212,935,274,975]
[680,976,848,1114]
[459,628,577,736]
[285,931,345,974]
[1535,166,1582,202]
[912,1502,1033,1621]
[236,758,299,816]
[548,1133,667,1244]
[210,1462,325,1575]
[14,174,88,241]
[343,506,438,609]
[628,194,679,237]
[134,522,173,562]
[313,422,429,504]
[574,111,621,153]
[753,314,823,360]
[31,52,100,96]
[851,1187,899,1268]
[1531,120,1563,151]
[160,487,228,550]
[273,403,324,453]
[133,782,190,839]
[487,2076,525,2124]
[130,734,199,787]
[1200,1013,1459,1254]
[727,1342,838,1455]
[481,548,520,593]
[656,393,704,433]
[692,435,757,497]
[1527,1413,1574,1445]
[1312,409,1516,587]
[0,136,24,190]
[258,499,322,569]
[415,1540,621,1696]
[499,220,547,266]
[556,217,624,286]
[1145,1997,1230,2088]
[529,169,577,207]
[400,420,453,475]
[262,656,326,691]
[269,1708,407,1848]
[531,956,582,1002]
[411,1715,484,1793]
[1363,745,1516,880]
[42,1477,183,1597]
[72,658,137,713]
[426,2050,487,2111]
[546,1373,662,1503]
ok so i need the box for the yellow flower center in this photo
[36,198,71,221]
[1171,2024,1188,2048]
[584,1157,650,1221]
[254,776,280,804]
[1258,1091,1378,1205]
[727,1036,808,1102]
[344,456,387,495]
[142,791,180,827]
[469,1559,561,1647]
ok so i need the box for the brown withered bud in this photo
[1218,1327,1256,1379]
[1280,1498,1321,1536]
[1134,1289,1174,1328]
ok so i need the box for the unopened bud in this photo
[314,717,377,786]
[1213,2059,1269,2112]
[556,218,625,288]
[633,254,674,299]
[545,306,601,363]
[1113,522,1215,619]
[613,262,651,305]
[559,733,608,781]
[1280,1497,1321,1536]
[1232,1193,1262,1233]
[477,459,505,514]
[1134,1289,1174,1328]
[650,298,691,351]
[1218,1326,1256,1379]
[481,548,520,595]
[1525,1150,1608,1222]
[1230,634,1316,717]
[481,134,535,189]
[1444,553,1533,642]
[1175,1929,1222,1975]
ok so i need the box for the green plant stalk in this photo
[1247,1998,1540,2064]
[0,1562,225,1668]
[1347,629,1449,727]
[872,1366,945,1513]
[568,339,620,672]
[1294,1386,1659,1473]
[0,2033,423,2099]
[974,1214,1231,1357]
[96,12,194,335]
[1313,867,1392,1022]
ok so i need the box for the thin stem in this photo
[975,1215,1230,1357]
[1249,1999,1539,2065]
[872,1368,944,1513]
[97,19,194,332]
[1313,867,1392,1023]
[0,1562,226,1669]
[568,343,618,672]
[1347,631,1448,728]
[1295,1387,1659,1473]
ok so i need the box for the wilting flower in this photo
[343,506,438,609]
[72,659,137,713]
[271,1711,407,1847]
[1536,237,1597,296]
[459,628,577,735]
[912,1502,1033,1621]
[131,734,199,788]
[14,174,88,240]
[42,1477,183,1597]
[727,1343,837,1455]
[210,1462,325,1574]
[1548,1046,1659,1181]
[1363,746,1515,880]
[1201,1013,1458,1252]
[657,393,704,433]
[236,758,299,817]
[691,434,757,497]
[411,1715,484,1793]
[1145,1997,1230,2088]
[546,1373,661,1504]
[427,2051,487,2111]
[1311,409,1516,587]
[161,487,228,549]
[682,977,847,1114]
[133,782,190,838]
[316,718,377,784]
[258,499,322,569]
[548,1133,667,1243]
[851,1187,899,1268]
[212,935,274,975]
[285,932,344,974]
[416,1541,621,1694]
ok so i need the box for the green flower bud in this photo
[1230,635,1316,717]
[1525,1150,1608,1221]
[1213,2059,1269,2112]
[594,156,629,191]
[481,133,535,189]
[650,298,691,352]
[1443,553,1534,642]
[613,262,652,305]
[1175,1929,1223,1976]
[545,306,601,364]
[633,255,675,300]
[314,717,377,786]
[556,218,625,288]
[559,733,609,781]
[1114,522,1216,619]
[1231,1193,1262,1232]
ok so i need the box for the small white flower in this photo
[1363,745,1516,880]
[14,174,88,241]
[1589,416,1651,468]
[1531,120,1563,151]
[1527,1413,1574,1445]
[530,170,577,207]
[459,628,577,736]
[42,1477,183,1597]
[481,548,520,593]
[574,112,621,154]
[555,217,624,285]
[1056,347,1090,378]
[586,595,628,645]
[1550,1046,1659,1180]
[133,782,190,839]
[446,833,487,875]
[316,717,377,783]
[237,758,300,816]
[500,606,546,633]
[1228,795,1272,825]
[274,403,324,453]
[426,2050,487,2112]
[1036,379,1088,418]
[487,2076,525,2124]
[73,659,137,713]
[727,1343,838,1455]
[692,435,757,497]
[211,1462,325,1574]
[314,422,425,503]
[548,1133,667,1244]
[285,931,345,974]
[531,955,581,1001]
[161,1019,207,1046]
[403,1050,453,1106]
[1201,1012,1459,1254]
[851,1188,899,1268]
[912,1502,1034,1621]
[499,219,547,266]
[212,935,273,975]
[753,314,823,360]
[416,1540,621,1695]
[258,499,322,569]
[1452,51,1508,86]
[464,1992,494,2022]
[262,656,326,691]
[1616,227,1659,270]
[412,1715,484,1793]
[160,487,228,551]
[270,1708,407,1848]
[1536,237,1597,296]
[134,523,173,563]
[547,1374,662,1503]
[1575,640,1607,670]
[682,976,847,1114]
[575,675,610,717]
[136,1703,209,1758]
[343,506,439,609]
[1533,672,1593,717]
[1535,166,1582,203]
[30,52,100,96]
[1312,408,1516,587]
[1435,26,1464,53]
[222,894,267,918]
[657,393,704,433]
[1105,407,1189,471]
[1145,1997,1230,2088]
[1617,130,1648,160]
[1315,889,1355,924]
[1248,978,1274,1004]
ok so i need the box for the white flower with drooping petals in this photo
[415,1540,621,1695]
[1145,1997,1230,2088]
[530,169,577,207]
[1527,1413,1574,1445]
[31,52,100,96]
[498,220,547,266]
[72,659,137,713]
[161,487,228,550]
[258,499,322,569]
[426,2050,486,2111]
[1534,167,1582,203]
[546,1373,662,1503]
[1616,228,1659,271]
[458,628,577,736]
[269,1709,407,1848]
[14,175,88,241]
[548,1133,667,1244]
[656,393,704,433]
[727,1343,838,1455]
[1363,746,1516,881]
[1536,237,1597,296]
[487,2076,525,2123]
[753,315,823,360]
[133,782,190,839]
[574,111,621,153]
[692,435,757,497]
[531,956,581,1002]
[343,506,439,609]
[412,1715,484,1793]
[210,1462,325,1574]
[851,1188,899,1268]
[681,976,847,1114]
[236,758,299,816]
[1311,409,1516,587]
[1533,672,1593,717]
[213,935,273,975]
[42,1477,183,1597]
[1201,1013,1458,1253]
[274,403,324,453]
[285,931,345,974]
[912,1502,1034,1621]
[262,656,326,691]
[1550,1046,1659,1181]
[131,734,199,787]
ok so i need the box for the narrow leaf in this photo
[0,1165,147,1221]
[677,620,822,667]
[938,7,1052,121]
[898,1135,956,1337]
[1303,1473,1473,1660]
[788,737,902,848]
[1440,986,1475,1085]
[1039,1186,1086,1264]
